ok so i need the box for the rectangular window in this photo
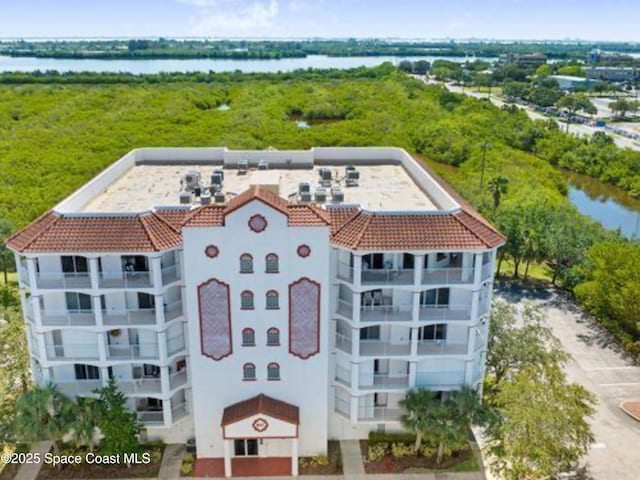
[66,292,93,311]
[420,288,450,306]
[234,439,258,457]
[137,292,155,309]
[61,256,88,273]
[360,326,381,341]
[267,330,280,346]
[402,254,414,269]
[436,252,447,262]
[419,324,447,341]
[266,294,279,310]
[241,294,254,310]
[74,364,100,380]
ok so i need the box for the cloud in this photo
[180,0,280,34]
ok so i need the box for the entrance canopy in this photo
[222,394,299,439]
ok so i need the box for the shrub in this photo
[367,442,388,462]
[391,442,415,458]
[299,455,329,469]
[181,453,194,475]
[420,444,438,458]
[368,431,415,446]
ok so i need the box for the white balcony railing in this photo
[337,262,354,283]
[41,309,95,327]
[102,308,156,326]
[361,268,414,286]
[169,370,188,390]
[418,305,471,322]
[164,301,184,322]
[167,334,186,356]
[358,407,402,422]
[335,333,353,354]
[334,364,351,387]
[172,402,189,422]
[19,266,29,286]
[360,374,409,390]
[416,340,468,356]
[334,396,351,419]
[421,267,474,285]
[107,343,159,360]
[415,370,466,388]
[336,300,353,319]
[161,265,181,285]
[36,272,91,289]
[360,341,412,357]
[99,271,152,289]
[45,343,100,361]
[56,380,103,397]
[360,304,413,323]
[138,409,164,425]
[481,262,494,281]
[119,377,162,395]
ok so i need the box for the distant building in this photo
[587,51,635,65]
[499,52,547,68]
[550,75,595,91]
[587,66,638,83]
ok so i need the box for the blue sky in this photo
[0,0,638,40]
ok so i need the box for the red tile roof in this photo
[221,394,299,426]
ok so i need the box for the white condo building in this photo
[7,147,504,477]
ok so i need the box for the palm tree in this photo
[13,384,76,456]
[488,176,509,214]
[73,397,101,451]
[399,388,432,453]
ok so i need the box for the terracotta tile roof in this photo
[331,211,504,250]
[6,211,182,253]
[327,207,361,235]
[221,394,299,426]
[184,185,330,228]
[153,207,192,230]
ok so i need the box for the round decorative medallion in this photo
[252,417,269,432]
[204,245,219,258]
[297,244,311,258]
[248,214,267,233]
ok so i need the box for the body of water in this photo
[0,54,495,74]
[566,172,640,239]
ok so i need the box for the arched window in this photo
[265,253,279,273]
[240,254,253,274]
[267,328,280,346]
[267,362,280,381]
[266,290,279,310]
[242,328,255,346]
[243,363,256,381]
[241,291,254,310]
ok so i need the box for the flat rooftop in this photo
[54,148,461,215]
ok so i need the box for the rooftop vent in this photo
[298,182,311,194]
[299,192,312,203]
[183,171,201,191]
[345,165,360,187]
[318,167,332,186]
[214,192,226,203]
[258,160,269,170]
[179,191,192,204]
[211,170,224,187]
[200,192,212,205]
[331,186,344,203]
[237,160,248,175]
[314,188,328,203]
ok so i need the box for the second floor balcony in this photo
[41,309,95,327]
[36,272,91,290]
[107,343,159,361]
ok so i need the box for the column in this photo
[350,361,359,390]
[410,327,418,357]
[412,292,420,324]
[408,361,417,388]
[151,256,163,289]
[30,294,43,328]
[14,253,25,286]
[26,257,38,290]
[351,292,360,325]
[470,290,480,320]
[97,331,108,364]
[350,328,359,357]
[224,439,232,478]
[162,398,173,428]
[160,365,171,394]
[291,438,299,477]
[93,295,104,328]
[352,254,362,288]
[89,257,100,290]
[473,253,483,286]
[158,331,168,363]
[155,293,166,328]
[349,394,358,422]
[414,254,424,286]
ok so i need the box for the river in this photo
[0,54,495,74]
[565,172,640,239]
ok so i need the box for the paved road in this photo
[498,287,640,480]
[419,77,640,151]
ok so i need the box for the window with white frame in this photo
[416,324,447,341]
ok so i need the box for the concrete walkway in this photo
[158,443,186,479]
[14,441,50,480]
[339,440,365,476]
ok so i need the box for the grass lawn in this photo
[405,454,479,473]
[0,271,18,287]
[497,258,552,283]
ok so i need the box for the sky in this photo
[0,0,638,41]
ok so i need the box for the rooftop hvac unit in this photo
[258,160,269,170]
[314,188,328,203]
[179,191,192,204]
[211,171,224,187]
[298,182,311,194]
[214,192,226,203]
[237,160,249,174]
[299,192,312,203]
[200,192,212,205]
[194,187,202,197]
[318,167,332,183]
[331,186,344,203]
[209,184,221,195]
[346,167,360,187]
[183,171,201,191]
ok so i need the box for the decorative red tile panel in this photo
[205,245,219,258]
[252,418,269,432]
[289,278,320,359]
[297,244,311,258]
[198,278,232,361]
[248,214,267,233]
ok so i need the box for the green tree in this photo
[609,98,639,120]
[487,175,509,213]
[13,384,76,456]
[535,63,552,77]
[556,94,597,132]
[485,363,596,480]
[0,218,14,284]
[95,378,141,456]
[73,397,102,451]
[399,388,430,452]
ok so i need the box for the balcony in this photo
[36,272,91,290]
[359,374,409,390]
[99,271,152,289]
[416,340,468,356]
[165,301,184,322]
[335,333,353,354]
[481,262,494,281]
[418,305,471,322]
[19,266,29,286]
[334,396,351,419]
[358,407,402,422]
[107,343,159,360]
[169,370,188,390]
[336,300,353,319]
[334,364,351,387]
[45,343,100,361]
[56,380,103,397]
[167,334,186,356]
[41,309,95,327]
[137,409,164,425]
[360,341,412,357]
[415,370,466,388]
[361,268,414,286]
[172,402,189,422]
[360,304,413,323]
[421,267,474,285]
[102,308,156,326]
[161,265,181,285]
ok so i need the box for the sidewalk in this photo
[14,441,50,480]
